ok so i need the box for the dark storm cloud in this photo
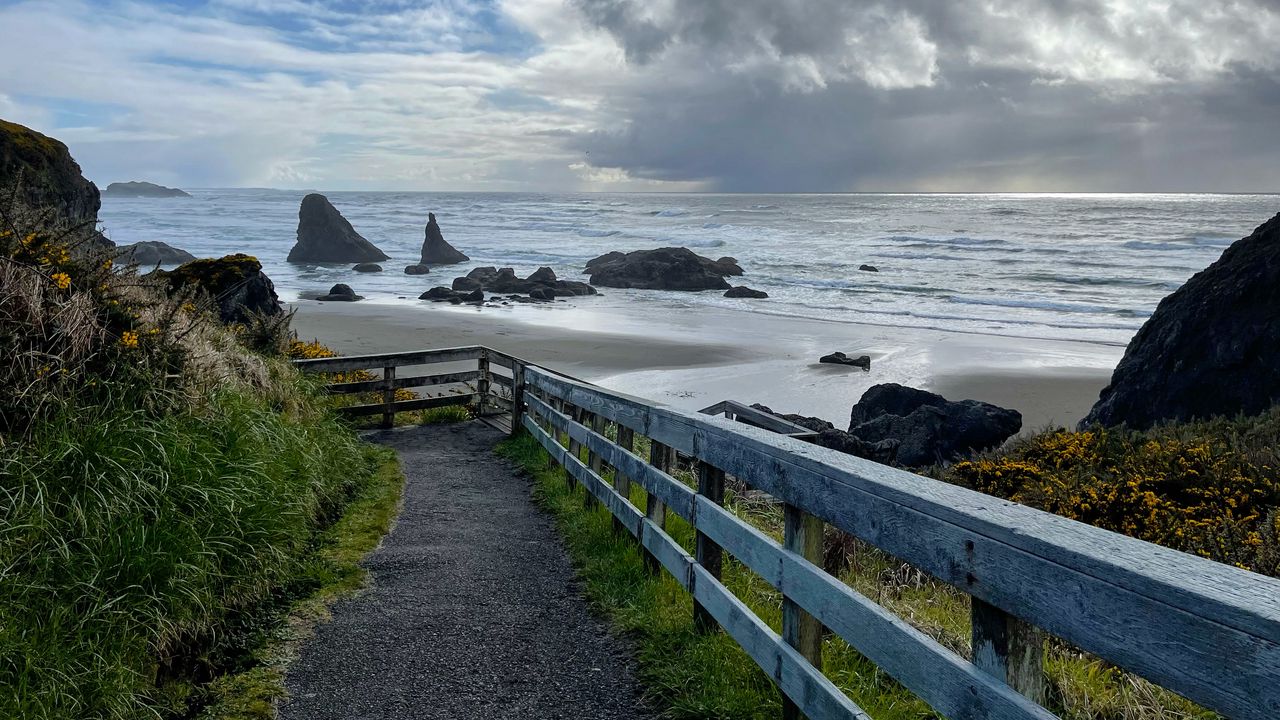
[566,0,1280,191]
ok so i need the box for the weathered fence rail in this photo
[296,347,1280,720]
[292,345,519,428]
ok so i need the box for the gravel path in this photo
[281,421,653,720]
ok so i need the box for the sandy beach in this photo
[291,294,1121,431]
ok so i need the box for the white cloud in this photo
[2,0,1278,191]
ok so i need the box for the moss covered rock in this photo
[162,254,282,323]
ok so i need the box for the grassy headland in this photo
[0,198,404,718]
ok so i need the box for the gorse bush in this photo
[0,189,385,718]
[948,414,1280,576]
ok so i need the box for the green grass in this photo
[196,447,404,720]
[0,374,396,720]
[497,431,1219,720]
[496,433,935,720]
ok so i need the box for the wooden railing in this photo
[292,345,525,430]
[297,348,1280,720]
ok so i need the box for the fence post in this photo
[476,349,491,417]
[644,441,671,574]
[971,598,1047,705]
[381,365,396,429]
[510,360,525,437]
[782,504,825,720]
[565,405,582,492]
[583,412,603,509]
[694,459,725,633]
[612,426,634,535]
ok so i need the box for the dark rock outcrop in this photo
[419,286,455,300]
[449,266,597,299]
[102,181,190,198]
[161,254,282,323]
[845,384,1021,467]
[0,119,110,248]
[820,351,871,369]
[1083,213,1280,429]
[748,404,896,463]
[287,193,388,264]
[585,247,739,291]
[419,212,468,265]
[452,276,482,292]
[725,286,768,299]
[115,240,196,266]
[712,257,745,276]
[353,263,383,273]
[316,283,363,302]
[405,264,431,275]
[859,264,879,272]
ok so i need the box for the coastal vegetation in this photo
[0,194,402,719]
[499,403,1280,719]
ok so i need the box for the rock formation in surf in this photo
[102,181,190,198]
[287,193,388,264]
[115,240,196,265]
[1083,212,1280,429]
[585,247,742,291]
[419,212,469,265]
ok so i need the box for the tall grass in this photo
[0,374,377,718]
[0,189,394,718]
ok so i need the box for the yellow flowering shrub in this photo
[287,339,419,405]
[949,420,1280,576]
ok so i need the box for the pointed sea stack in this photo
[419,212,468,265]
[287,193,388,263]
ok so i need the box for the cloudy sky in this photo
[2,0,1278,192]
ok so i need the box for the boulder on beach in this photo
[845,383,1021,467]
[316,283,363,302]
[725,286,768,299]
[353,263,383,273]
[820,351,870,369]
[585,247,738,291]
[1083,212,1280,429]
[287,193,388,264]
[419,212,469,265]
[115,240,196,266]
[748,404,897,464]
[0,118,111,249]
[102,181,190,198]
[160,254,282,323]
[859,264,879,272]
[405,264,431,275]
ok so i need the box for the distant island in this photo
[102,181,190,198]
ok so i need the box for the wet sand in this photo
[290,297,1119,431]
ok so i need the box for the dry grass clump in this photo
[0,189,283,440]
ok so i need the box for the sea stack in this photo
[287,193,388,264]
[1083,212,1280,429]
[419,212,469,265]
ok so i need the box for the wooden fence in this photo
[296,347,1280,720]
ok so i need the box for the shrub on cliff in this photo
[947,416,1280,576]
[0,193,384,718]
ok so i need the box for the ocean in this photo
[98,191,1279,346]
